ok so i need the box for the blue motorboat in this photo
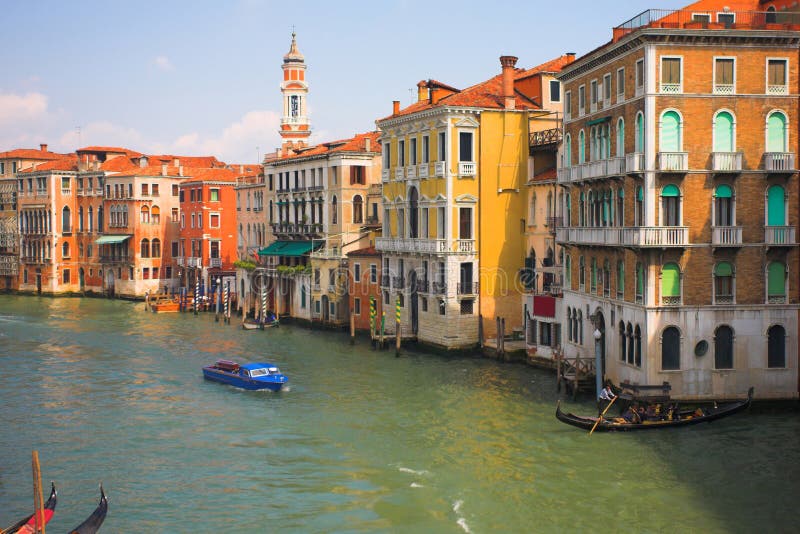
[202,360,288,391]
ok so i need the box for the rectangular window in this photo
[578,85,585,115]
[714,58,734,94]
[210,188,219,201]
[616,68,625,100]
[422,135,429,163]
[210,213,220,228]
[354,263,361,283]
[438,131,446,161]
[767,59,788,94]
[661,57,682,92]
[458,132,473,162]
[603,73,611,102]
[635,59,644,94]
[549,80,560,102]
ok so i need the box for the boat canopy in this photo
[95,234,132,244]
[257,240,320,257]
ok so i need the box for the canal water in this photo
[0,296,798,533]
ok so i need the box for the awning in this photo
[95,235,132,244]
[257,240,320,257]
[586,116,611,126]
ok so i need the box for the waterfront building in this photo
[556,0,799,399]
[346,245,384,334]
[376,54,574,349]
[0,145,63,290]
[259,33,382,325]
[178,165,257,303]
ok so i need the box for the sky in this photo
[1,0,689,164]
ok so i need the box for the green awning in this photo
[258,240,319,257]
[587,116,611,126]
[95,235,132,244]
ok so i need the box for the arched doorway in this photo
[409,270,418,335]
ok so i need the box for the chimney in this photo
[161,163,168,175]
[392,100,400,115]
[500,55,519,110]
[365,137,371,152]
[40,143,48,152]
[417,80,429,102]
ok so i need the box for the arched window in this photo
[767,261,786,303]
[661,184,681,226]
[619,321,626,362]
[714,184,734,227]
[141,238,150,258]
[353,195,364,224]
[767,325,786,368]
[332,196,338,224]
[578,130,585,164]
[662,326,681,370]
[766,185,786,228]
[151,238,161,258]
[766,111,788,153]
[660,110,682,152]
[661,262,681,305]
[564,133,572,167]
[151,206,160,224]
[634,325,642,367]
[713,111,735,152]
[635,112,644,152]
[714,325,734,369]
[141,205,150,224]
[62,242,70,258]
[616,118,625,157]
[714,262,734,304]
[62,206,71,233]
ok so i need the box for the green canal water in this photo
[0,296,798,533]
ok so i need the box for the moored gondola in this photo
[68,484,108,534]
[555,387,754,432]
[2,482,57,534]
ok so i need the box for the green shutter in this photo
[768,262,786,296]
[661,263,680,297]
[715,184,732,198]
[714,261,732,277]
[660,111,680,152]
[714,112,734,152]
[767,185,786,226]
[767,113,787,152]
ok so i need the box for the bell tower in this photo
[280,32,311,153]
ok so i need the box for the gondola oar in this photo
[589,395,617,435]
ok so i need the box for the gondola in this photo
[555,387,753,432]
[1,482,57,534]
[68,484,108,534]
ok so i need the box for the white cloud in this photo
[0,92,48,127]
[154,55,174,71]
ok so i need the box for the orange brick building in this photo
[557,0,799,399]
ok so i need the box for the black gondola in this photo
[555,387,754,432]
[68,484,108,534]
[1,482,57,534]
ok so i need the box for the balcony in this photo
[658,152,688,172]
[457,281,479,295]
[434,161,446,178]
[712,152,742,173]
[765,226,797,246]
[458,162,476,177]
[626,152,645,174]
[712,226,742,246]
[764,153,796,173]
[557,226,689,247]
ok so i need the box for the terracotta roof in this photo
[19,155,79,173]
[347,246,380,257]
[0,148,64,161]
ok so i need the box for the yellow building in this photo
[376,55,574,349]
